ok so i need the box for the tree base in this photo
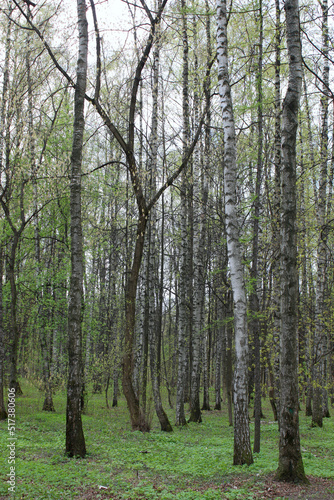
[0,408,7,420]
[188,406,202,423]
[275,461,309,485]
[132,419,151,433]
[42,396,55,412]
[305,405,312,417]
[311,419,323,428]
[10,381,23,395]
[233,452,254,466]
[175,417,187,427]
[160,421,173,432]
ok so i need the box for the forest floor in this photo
[0,381,333,500]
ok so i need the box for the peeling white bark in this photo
[216,0,253,466]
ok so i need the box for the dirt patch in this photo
[71,486,120,499]
[230,474,334,500]
[24,475,334,499]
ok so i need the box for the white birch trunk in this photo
[189,11,203,423]
[175,0,190,427]
[216,0,253,465]
[312,0,330,427]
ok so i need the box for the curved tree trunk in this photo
[123,215,150,431]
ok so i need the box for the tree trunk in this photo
[65,0,88,458]
[0,248,7,420]
[275,0,307,483]
[147,13,172,431]
[189,11,203,424]
[8,230,23,395]
[217,0,253,465]
[312,0,329,429]
[272,0,281,428]
[176,0,190,427]
[251,0,263,454]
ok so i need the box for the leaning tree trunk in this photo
[216,0,253,466]
[275,0,307,483]
[65,0,88,458]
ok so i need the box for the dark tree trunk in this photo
[0,248,7,420]
[251,0,263,455]
[8,230,23,396]
[65,0,88,458]
[275,0,307,483]
[123,215,150,431]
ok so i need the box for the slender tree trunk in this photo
[312,0,329,428]
[0,7,12,420]
[226,297,233,428]
[214,311,222,411]
[275,0,307,483]
[123,215,150,431]
[7,227,23,395]
[217,0,253,465]
[272,0,281,427]
[251,0,263,454]
[65,0,88,458]
[0,248,7,420]
[176,0,190,427]
[189,11,203,424]
[201,0,212,414]
[146,5,172,431]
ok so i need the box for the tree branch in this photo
[89,0,101,103]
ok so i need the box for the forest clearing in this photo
[0,381,334,499]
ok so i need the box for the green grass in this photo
[0,381,333,499]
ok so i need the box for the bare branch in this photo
[89,0,101,103]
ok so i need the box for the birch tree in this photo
[275,0,307,483]
[175,0,191,427]
[65,0,88,458]
[216,0,253,466]
[312,0,330,428]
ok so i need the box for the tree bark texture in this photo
[275,0,307,483]
[312,0,329,428]
[271,0,281,427]
[217,0,253,466]
[189,12,203,424]
[251,0,263,454]
[0,248,7,419]
[65,0,88,458]
[176,0,190,427]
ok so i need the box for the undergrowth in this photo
[0,380,333,499]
